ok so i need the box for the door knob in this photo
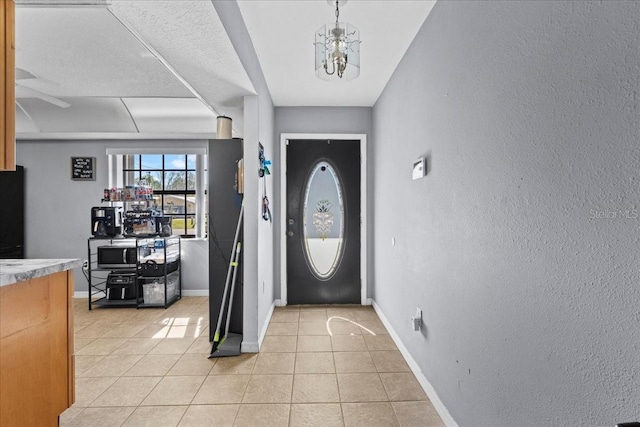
[287,231,294,237]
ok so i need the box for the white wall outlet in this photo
[82,259,89,270]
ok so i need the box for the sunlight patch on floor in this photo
[326,315,377,337]
[152,317,204,339]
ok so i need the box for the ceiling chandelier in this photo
[314,0,361,82]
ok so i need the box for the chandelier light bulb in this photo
[314,0,360,82]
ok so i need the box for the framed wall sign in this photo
[71,157,96,181]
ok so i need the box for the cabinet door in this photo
[0,271,73,425]
[0,0,16,171]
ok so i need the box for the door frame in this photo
[280,133,368,306]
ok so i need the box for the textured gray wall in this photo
[372,1,640,426]
[16,139,209,294]
[273,107,373,300]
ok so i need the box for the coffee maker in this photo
[91,207,123,237]
[155,216,172,237]
[123,209,155,237]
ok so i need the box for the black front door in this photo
[286,139,360,305]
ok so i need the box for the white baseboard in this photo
[240,299,277,353]
[74,290,208,299]
[258,301,276,347]
[366,298,373,306]
[372,300,458,427]
[181,290,209,297]
[275,298,284,307]
[241,341,259,353]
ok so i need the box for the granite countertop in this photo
[0,259,83,287]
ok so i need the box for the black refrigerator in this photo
[0,165,25,259]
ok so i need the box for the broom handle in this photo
[224,240,242,338]
[213,203,244,340]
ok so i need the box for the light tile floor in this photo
[62,298,444,427]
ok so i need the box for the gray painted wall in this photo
[273,107,373,300]
[213,0,276,351]
[372,1,640,426]
[16,139,209,294]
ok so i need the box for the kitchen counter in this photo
[0,258,82,287]
[1,259,77,426]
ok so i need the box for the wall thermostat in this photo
[412,157,425,180]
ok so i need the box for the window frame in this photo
[123,154,196,237]
[107,147,207,239]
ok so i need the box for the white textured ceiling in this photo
[237,0,436,106]
[14,1,255,136]
[14,0,436,135]
[16,7,192,98]
[108,0,255,109]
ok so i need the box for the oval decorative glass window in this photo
[303,161,345,280]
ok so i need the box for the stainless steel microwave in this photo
[97,246,137,269]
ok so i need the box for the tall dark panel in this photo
[208,139,243,342]
[0,165,24,259]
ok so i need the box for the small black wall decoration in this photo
[71,157,96,181]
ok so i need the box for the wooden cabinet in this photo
[0,270,75,427]
[0,0,15,171]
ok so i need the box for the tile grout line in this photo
[67,301,438,426]
[332,338,348,427]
